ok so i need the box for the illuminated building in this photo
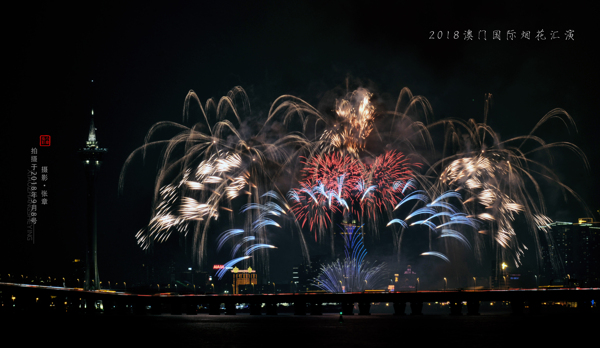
[176,268,208,293]
[292,263,309,292]
[232,267,257,294]
[540,218,600,286]
[78,109,107,291]
[292,265,302,289]
[336,220,364,235]
[292,259,322,292]
[333,219,364,260]
[392,265,417,291]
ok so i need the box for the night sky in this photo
[7,2,599,286]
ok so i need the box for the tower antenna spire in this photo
[87,108,98,148]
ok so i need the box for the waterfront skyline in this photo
[7,2,599,287]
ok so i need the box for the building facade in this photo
[232,267,257,294]
[540,218,600,287]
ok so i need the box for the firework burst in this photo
[120,87,321,271]
[320,87,375,155]
[287,150,419,242]
[121,85,587,284]
[428,94,589,273]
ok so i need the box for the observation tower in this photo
[79,109,107,291]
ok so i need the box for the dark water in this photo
[7,310,596,347]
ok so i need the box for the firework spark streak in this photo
[387,186,480,263]
[217,191,288,277]
[217,229,244,251]
[216,256,252,279]
[420,251,450,263]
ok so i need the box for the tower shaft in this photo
[79,108,107,291]
[84,163,100,290]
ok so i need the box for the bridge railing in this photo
[1,282,597,316]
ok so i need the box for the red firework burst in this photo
[359,150,419,217]
[301,152,362,196]
[289,153,360,239]
[289,150,420,239]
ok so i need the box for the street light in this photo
[444,277,447,291]
[189,267,195,294]
[501,262,508,290]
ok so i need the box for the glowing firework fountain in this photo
[312,223,386,293]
